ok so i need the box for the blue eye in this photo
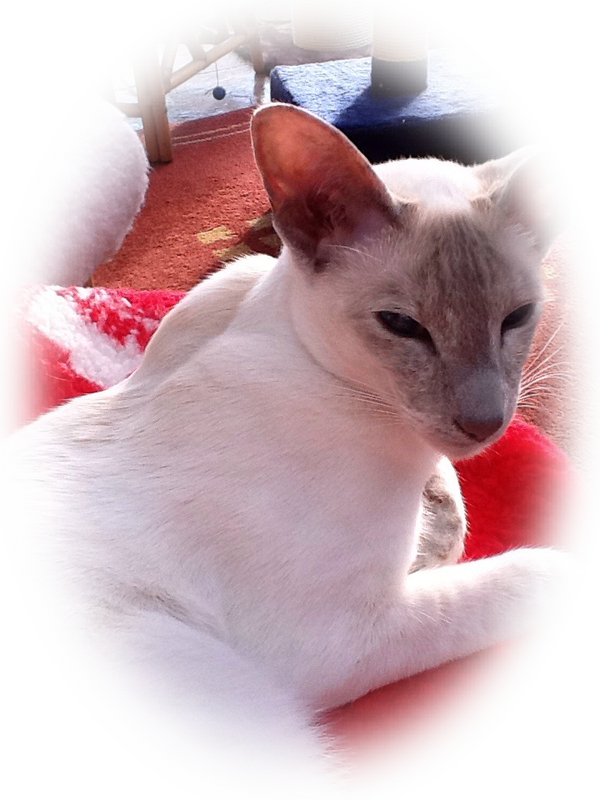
[501,303,536,334]
[377,311,433,344]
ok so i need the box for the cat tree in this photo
[291,3,429,96]
[105,9,264,163]
[371,3,429,94]
[290,3,372,51]
[271,0,522,163]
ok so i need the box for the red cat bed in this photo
[15,284,571,749]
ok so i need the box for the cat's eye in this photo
[376,311,433,344]
[501,303,536,335]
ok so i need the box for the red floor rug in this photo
[16,283,571,753]
[93,109,600,494]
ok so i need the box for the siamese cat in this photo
[3,104,568,797]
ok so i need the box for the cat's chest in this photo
[135,407,429,588]
[119,342,434,550]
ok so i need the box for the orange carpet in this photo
[93,109,281,291]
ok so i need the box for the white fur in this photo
[374,157,479,210]
[8,97,149,286]
[3,107,570,795]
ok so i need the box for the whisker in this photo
[530,320,566,360]
[522,358,570,391]
[524,344,564,369]
[519,319,572,418]
[520,372,570,392]
[329,244,379,263]
[328,376,406,426]
[517,395,585,411]
[522,350,568,381]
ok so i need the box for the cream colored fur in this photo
[3,105,570,798]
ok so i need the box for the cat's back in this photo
[1,256,277,573]
[1,251,332,549]
[4,253,278,479]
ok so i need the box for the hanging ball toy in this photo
[213,30,227,100]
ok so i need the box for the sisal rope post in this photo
[371,2,429,94]
[290,2,372,51]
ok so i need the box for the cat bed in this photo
[270,49,520,164]
[14,284,571,746]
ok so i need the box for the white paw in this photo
[494,546,575,635]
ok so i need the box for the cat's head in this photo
[251,104,554,460]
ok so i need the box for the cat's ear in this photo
[251,104,401,267]
[474,148,559,255]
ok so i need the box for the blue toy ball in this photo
[213,86,226,100]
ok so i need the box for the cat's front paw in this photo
[411,458,466,572]
[494,546,575,636]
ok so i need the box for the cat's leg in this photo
[410,456,467,572]
[313,546,569,709]
[89,611,349,800]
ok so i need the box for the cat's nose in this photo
[454,414,504,443]
[453,365,506,443]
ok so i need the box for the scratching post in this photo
[371,2,429,94]
[271,6,519,164]
[290,3,372,51]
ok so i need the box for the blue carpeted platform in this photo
[270,49,520,164]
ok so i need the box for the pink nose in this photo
[454,414,504,443]
[453,365,506,444]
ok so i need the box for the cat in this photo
[3,103,569,798]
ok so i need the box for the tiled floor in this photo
[112,47,269,131]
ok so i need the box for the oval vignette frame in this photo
[5,7,591,796]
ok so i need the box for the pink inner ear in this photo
[251,106,401,262]
[252,106,393,216]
